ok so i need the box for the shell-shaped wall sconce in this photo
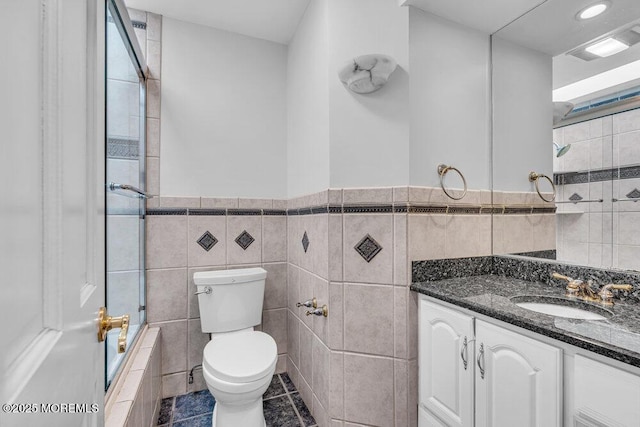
[338,54,397,94]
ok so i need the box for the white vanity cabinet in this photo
[475,320,562,427]
[418,296,562,427]
[419,298,474,427]
[572,355,640,426]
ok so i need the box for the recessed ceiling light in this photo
[585,37,629,57]
[577,2,610,20]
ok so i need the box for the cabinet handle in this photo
[460,336,468,370]
[477,343,485,379]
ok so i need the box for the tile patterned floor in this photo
[157,373,316,427]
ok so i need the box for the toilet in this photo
[193,267,277,427]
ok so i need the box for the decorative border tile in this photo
[620,166,640,180]
[448,206,482,215]
[227,209,262,216]
[146,209,187,216]
[328,205,343,214]
[533,207,557,214]
[554,171,589,185]
[343,205,394,214]
[481,206,506,214]
[555,166,640,185]
[107,137,139,159]
[262,209,287,216]
[188,209,226,216]
[131,20,147,30]
[145,200,555,217]
[406,205,448,214]
[503,207,532,215]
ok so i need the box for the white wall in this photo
[286,0,330,197]
[327,0,410,188]
[160,18,287,198]
[492,36,552,192]
[408,8,491,190]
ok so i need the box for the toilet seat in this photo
[203,331,277,384]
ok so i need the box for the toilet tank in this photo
[193,267,267,333]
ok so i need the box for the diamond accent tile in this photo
[235,230,255,250]
[302,231,309,253]
[626,188,640,199]
[569,193,583,202]
[197,231,218,252]
[354,234,383,263]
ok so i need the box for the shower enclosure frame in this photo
[105,0,149,391]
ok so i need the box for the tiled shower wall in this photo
[553,108,640,269]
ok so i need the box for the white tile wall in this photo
[555,109,640,270]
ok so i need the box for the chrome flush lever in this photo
[194,286,212,296]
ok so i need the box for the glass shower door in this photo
[105,3,147,389]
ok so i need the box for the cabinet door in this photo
[573,355,640,426]
[475,320,562,427]
[419,297,474,427]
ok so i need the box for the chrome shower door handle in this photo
[108,182,152,199]
[460,336,468,370]
[477,343,485,379]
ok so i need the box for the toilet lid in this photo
[203,331,277,383]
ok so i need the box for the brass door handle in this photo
[97,307,130,353]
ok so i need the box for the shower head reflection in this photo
[553,142,571,157]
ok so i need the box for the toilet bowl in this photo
[202,330,277,427]
[193,267,276,427]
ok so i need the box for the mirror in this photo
[491,0,640,272]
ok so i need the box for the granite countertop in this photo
[411,274,640,368]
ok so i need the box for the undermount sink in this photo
[510,295,613,320]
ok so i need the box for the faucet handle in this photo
[551,272,573,282]
[297,298,317,308]
[306,305,328,317]
[598,284,634,306]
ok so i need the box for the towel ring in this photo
[438,164,468,201]
[529,172,556,203]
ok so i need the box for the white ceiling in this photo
[125,0,640,98]
[400,0,548,34]
[492,0,640,91]
[124,0,311,45]
[495,0,640,56]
